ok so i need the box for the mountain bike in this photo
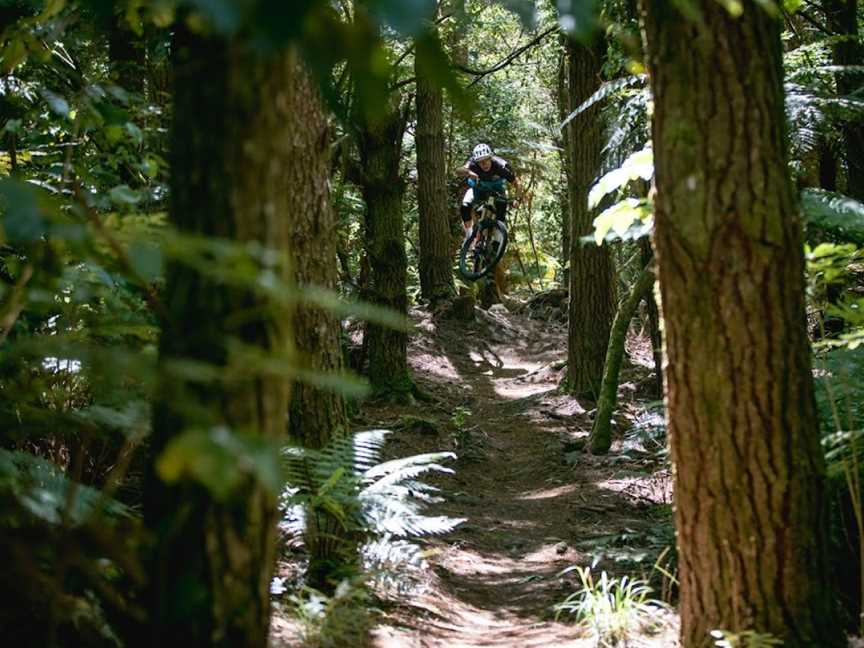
[458,181,510,281]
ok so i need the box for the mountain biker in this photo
[455,143,521,249]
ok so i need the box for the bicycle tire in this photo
[458,219,509,280]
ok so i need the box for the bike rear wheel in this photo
[458,219,508,280]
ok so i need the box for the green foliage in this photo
[280,430,464,590]
[802,189,864,246]
[157,427,285,500]
[583,146,654,246]
[554,566,668,647]
[281,580,373,648]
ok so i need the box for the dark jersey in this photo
[466,155,516,183]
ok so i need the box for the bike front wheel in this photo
[458,220,509,281]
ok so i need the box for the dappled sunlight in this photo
[412,352,460,381]
[517,482,581,501]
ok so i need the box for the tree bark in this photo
[141,27,295,648]
[556,41,571,281]
[281,50,356,592]
[641,3,843,646]
[284,51,347,451]
[565,37,617,397]
[416,30,456,306]
[826,0,864,200]
[589,263,654,454]
[357,100,413,400]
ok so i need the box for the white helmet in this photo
[471,143,493,162]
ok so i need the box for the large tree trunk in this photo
[357,100,413,400]
[641,3,843,646]
[416,31,456,307]
[284,51,347,451]
[282,50,355,592]
[565,37,616,397]
[827,0,864,200]
[141,27,294,648]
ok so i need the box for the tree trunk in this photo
[141,27,294,648]
[641,3,843,646]
[589,263,654,454]
[827,0,864,200]
[565,37,616,397]
[416,31,456,306]
[556,42,571,281]
[281,50,355,592]
[357,101,413,400]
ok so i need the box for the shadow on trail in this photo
[366,306,673,646]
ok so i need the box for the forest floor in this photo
[272,297,680,647]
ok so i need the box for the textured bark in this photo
[282,52,355,592]
[565,37,617,397]
[589,264,654,454]
[284,51,348,451]
[641,3,843,646]
[358,101,412,399]
[142,28,294,648]
[416,33,456,306]
[826,0,864,200]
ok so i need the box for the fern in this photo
[280,430,464,589]
[0,448,134,525]
[801,188,864,245]
[560,74,648,133]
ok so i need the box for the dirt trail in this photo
[367,306,676,648]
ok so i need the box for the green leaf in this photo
[365,0,437,35]
[129,240,163,281]
[555,0,598,39]
[157,427,284,500]
[1,38,28,73]
[592,198,652,246]
[188,0,243,34]
[109,184,142,206]
[41,89,70,117]
[0,179,47,243]
[125,122,144,146]
[588,147,653,210]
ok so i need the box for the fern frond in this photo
[0,449,133,525]
[801,188,864,245]
[560,74,648,132]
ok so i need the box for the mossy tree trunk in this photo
[641,2,843,645]
[416,28,456,307]
[141,26,295,648]
[565,37,616,398]
[588,263,654,454]
[356,99,413,400]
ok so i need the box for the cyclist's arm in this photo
[456,163,479,181]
